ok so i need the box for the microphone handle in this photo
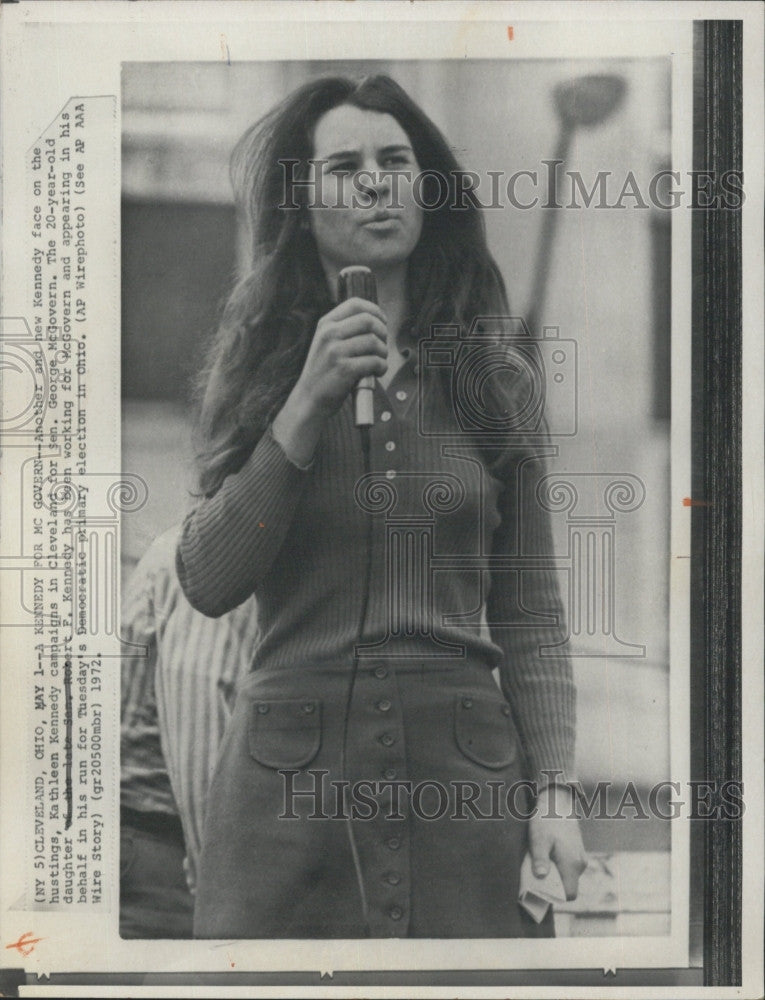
[337,266,377,428]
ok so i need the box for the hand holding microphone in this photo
[292,267,386,420]
[337,266,379,427]
[271,267,386,465]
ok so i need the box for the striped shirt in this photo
[120,561,178,818]
[122,527,260,889]
[177,347,576,784]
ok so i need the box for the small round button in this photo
[380,733,395,747]
[501,704,511,716]
[385,872,402,886]
[377,699,392,712]
[395,390,407,401]
[389,905,403,921]
[387,836,401,851]
[462,697,473,709]
[257,704,269,714]
[385,441,396,452]
[381,411,392,422]
[385,470,396,479]
[374,665,388,679]
[302,702,315,714]
[383,768,397,781]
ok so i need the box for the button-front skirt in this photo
[194,657,554,939]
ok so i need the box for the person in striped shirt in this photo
[120,525,260,934]
[120,535,192,938]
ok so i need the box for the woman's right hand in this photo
[295,297,388,417]
[272,297,388,467]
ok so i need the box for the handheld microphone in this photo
[338,265,377,428]
[337,265,377,934]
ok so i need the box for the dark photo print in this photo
[120,58,675,942]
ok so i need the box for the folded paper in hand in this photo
[518,852,567,923]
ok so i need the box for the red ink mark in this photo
[5,932,43,957]
[682,498,713,507]
[507,26,514,41]
[258,522,265,528]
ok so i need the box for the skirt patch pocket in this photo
[248,698,322,769]
[453,693,517,769]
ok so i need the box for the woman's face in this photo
[307,104,424,279]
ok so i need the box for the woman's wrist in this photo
[271,384,324,469]
[534,780,580,819]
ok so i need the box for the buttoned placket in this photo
[344,660,411,936]
[371,347,419,480]
[345,350,421,936]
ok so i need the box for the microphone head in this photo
[338,265,378,304]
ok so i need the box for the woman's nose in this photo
[356,161,391,198]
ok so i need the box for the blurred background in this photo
[122,58,673,935]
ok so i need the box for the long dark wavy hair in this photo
[195,73,511,496]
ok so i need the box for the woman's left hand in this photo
[528,785,587,900]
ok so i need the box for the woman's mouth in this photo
[361,212,399,230]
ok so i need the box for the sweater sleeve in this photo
[176,427,313,617]
[486,445,576,787]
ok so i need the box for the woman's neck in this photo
[373,266,408,347]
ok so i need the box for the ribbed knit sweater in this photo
[177,353,576,785]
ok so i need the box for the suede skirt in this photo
[194,655,554,939]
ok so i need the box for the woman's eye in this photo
[382,155,410,167]
[329,162,355,174]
